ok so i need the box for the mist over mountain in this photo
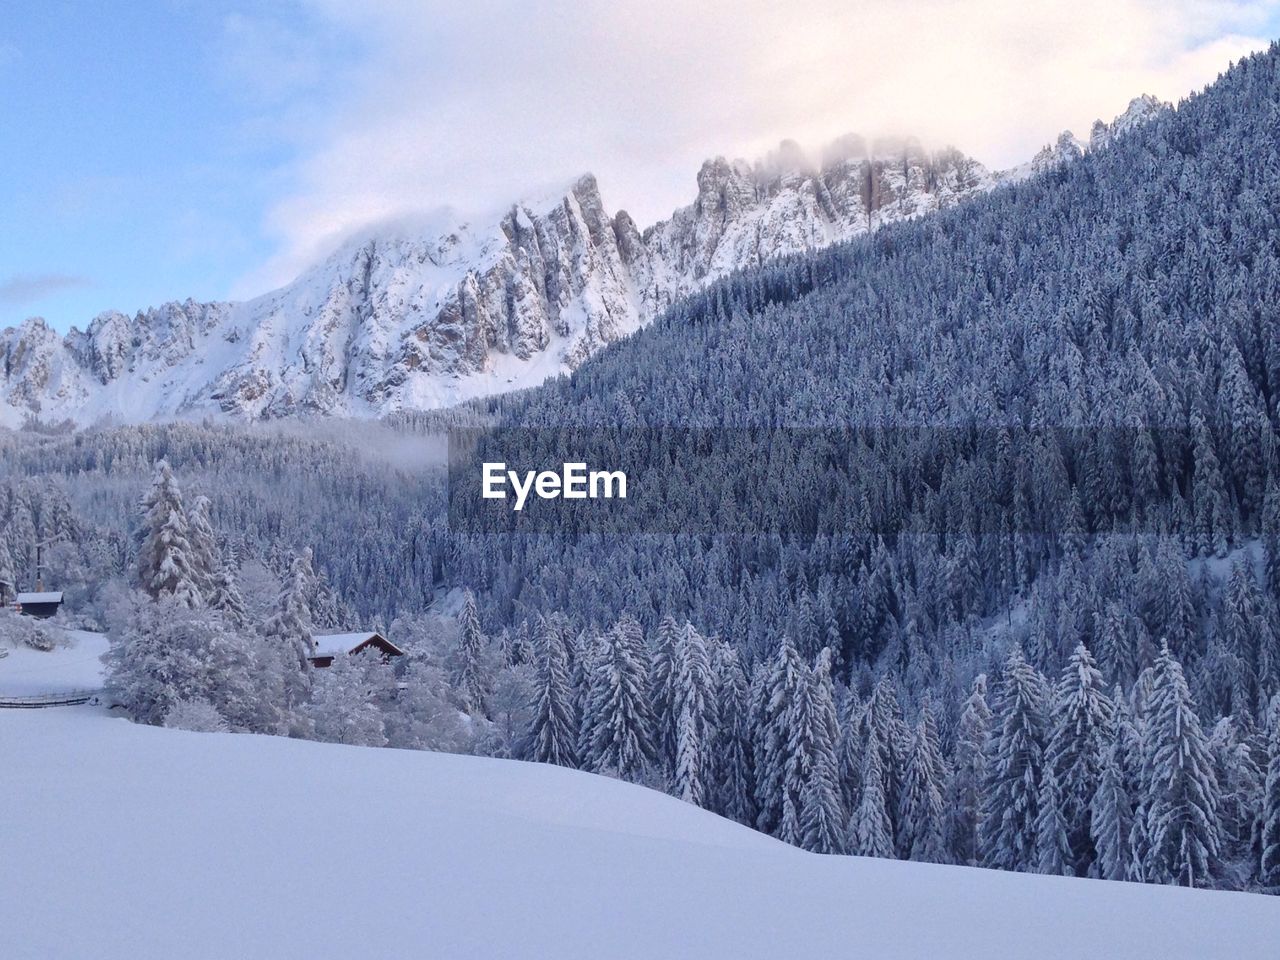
[0,101,1165,428]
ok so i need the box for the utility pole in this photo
[32,534,65,593]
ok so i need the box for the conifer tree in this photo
[711,645,755,826]
[185,494,221,601]
[649,615,681,772]
[949,673,992,866]
[1191,414,1231,558]
[263,549,316,672]
[528,616,579,768]
[1094,601,1134,688]
[1091,732,1133,881]
[581,618,656,781]
[898,703,947,863]
[1035,764,1072,875]
[0,538,14,604]
[455,590,490,716]
[1142,643,1221,887]
[982,646,1050,872]
[851,729,895,859]
[1048,643,1113,875]
[753,638,806,834]
[206,553,247,626]
[796,650,845,854]
[863,675,909,843]
[1206,717,1263,865]
[674,623,713,805]
[1259,697,1280,888]
[135,460,202,607]
[836,690,864,818]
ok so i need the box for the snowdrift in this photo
[2,709,1276,959]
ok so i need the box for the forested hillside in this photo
[437,43,1280,888]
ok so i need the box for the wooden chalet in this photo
[15,591,64,620]
[308,631,405,668]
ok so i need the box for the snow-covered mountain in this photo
[0,98,1168,427]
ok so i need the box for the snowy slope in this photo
[2,708,1275,960]
[0,98,1168,427]
[0,629,106,697]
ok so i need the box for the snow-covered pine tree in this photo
[205,550,248,626]
[1094,601,1135,689]
[862,675,909,844]
[673,622,713,805]
[580,617,656,780]
[135,460,202,607]
[981,645,1051,873]
[1091,730,1133,881]
[1035,764,1072,876]
[649,614,681,773]
[1047,643,1113,875]
[897,701,947,863]
[454,589,490,717]
[711,644,755,826]
[1191,414,1231,558]
[1259,696,1280,888]
[1206,717,1265,870]
[836,689,864,818]
[186,494,221,601]
[796,649,845,854]
[851,728,895,859]
[259,547,318,715]
[752,638,806,834]
[1142,642,1222,887]
[0,538,14,604]
[949,673,992,866]
[527,615,579,768]
[1263,484,1280,603]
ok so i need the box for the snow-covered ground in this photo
[2,709,1276,960]
[0,629,106,697]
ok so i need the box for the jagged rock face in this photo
[2,318,92,418]
[635,138,995,315]
[1027,131,1088,176]
[1090,94,1169,150]
[0,101,1169,426]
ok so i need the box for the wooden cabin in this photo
[308,631,405,668]
[15,591,64,620]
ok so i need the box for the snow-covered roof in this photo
[16,592,63,604]
[310,631,403,658]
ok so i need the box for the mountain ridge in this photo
[1,97,1167,427]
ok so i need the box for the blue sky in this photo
[0,2,354,332]
[4,1,1279,334]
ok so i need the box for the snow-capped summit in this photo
[0,100,1168,427]
[1026,131,1088,176]
[1090,94,1171,150]
[1006,94,1172,182]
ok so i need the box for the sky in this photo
[3,1,1279,334]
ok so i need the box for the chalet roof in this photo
[16,592,63,604]
[310,631,404,658]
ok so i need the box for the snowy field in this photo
[0,629,107,698]
[2,708,1277,960]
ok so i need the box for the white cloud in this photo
[0,273,91,307]
[231,0,1279,296]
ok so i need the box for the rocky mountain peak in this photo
[0,98,1170,427]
